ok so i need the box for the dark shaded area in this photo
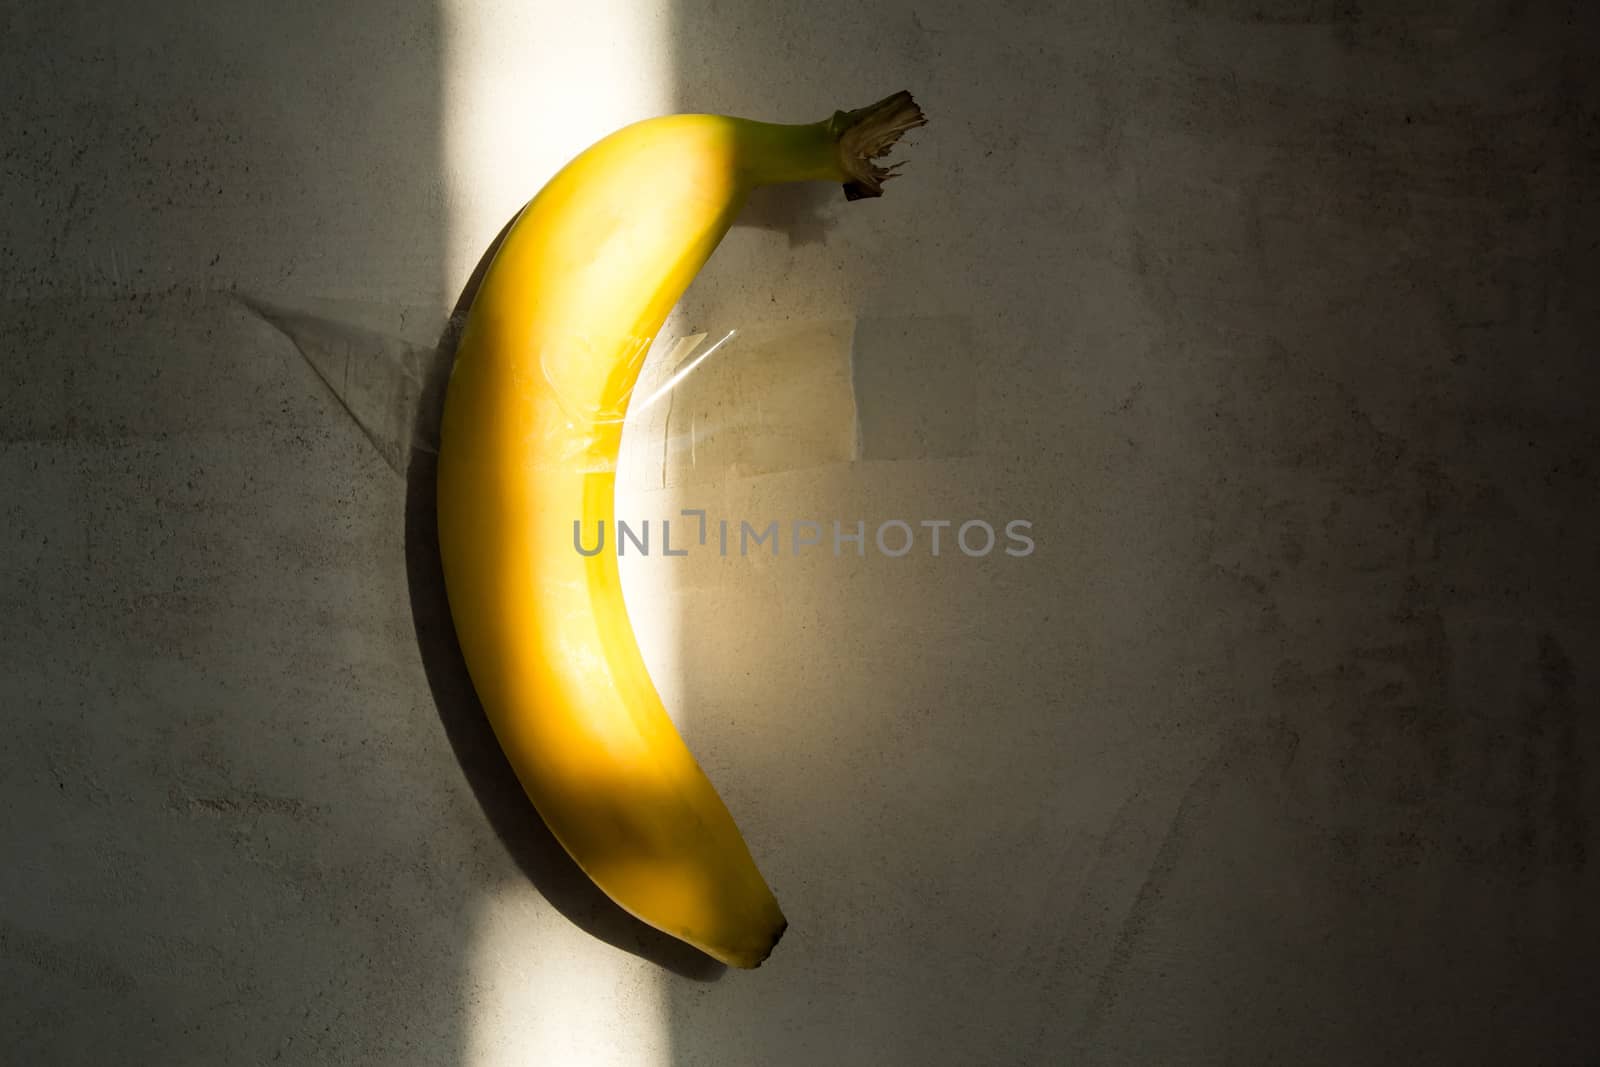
[658,2,1600,1065]
[1,1,486,1063]
[404,212,726,982]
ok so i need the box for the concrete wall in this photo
[4,1,1596,1064]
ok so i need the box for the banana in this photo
[436,92,924,968]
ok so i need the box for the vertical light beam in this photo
[441,2,677,1063]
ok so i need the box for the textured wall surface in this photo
[4,1,1597,1064]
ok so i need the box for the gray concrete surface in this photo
[4,1,1598,1064]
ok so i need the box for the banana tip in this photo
[725,916,788,970]
[749,917,788,968]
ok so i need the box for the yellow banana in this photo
[436,93,925,967]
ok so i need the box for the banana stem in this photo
[831,90,928,199]
[737,90,926,199]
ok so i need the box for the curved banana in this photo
[436,92,924,967]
